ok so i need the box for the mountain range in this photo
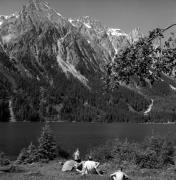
[0,0,176,123]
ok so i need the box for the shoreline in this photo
[4,121,176,124]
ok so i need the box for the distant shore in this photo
[5,120,176,124]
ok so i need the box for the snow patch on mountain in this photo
[68,18,73,23]
[9,99,16,122]
[56,12,62,17]
[84,23,91,29]
[0,15,9,19]
[107,28,127,37]
[170,84,176,91]
[144,99,154,115]
[0,13,19,20]
[68,18,76,26]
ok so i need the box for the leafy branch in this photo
[104,24,176,90]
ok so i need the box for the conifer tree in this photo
[27,142,39,163]
[16,142,39,164]
[38,123,57,160]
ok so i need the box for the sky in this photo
[0,0,176,34]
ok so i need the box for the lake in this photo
[0,122,176,160]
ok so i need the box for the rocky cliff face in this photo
[0,0,104,85]
[68,16,142,58]
[0,0,111,122]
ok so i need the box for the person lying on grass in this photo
[110,168,129,180]
[76,156,102,175]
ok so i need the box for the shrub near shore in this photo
[89,135,175,169]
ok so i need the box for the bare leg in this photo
[95,168,103,176]
[75,168,83,174]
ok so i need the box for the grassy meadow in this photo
[0,160,176,180]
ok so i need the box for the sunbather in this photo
[78,156,102,175]
[110,168,129,180]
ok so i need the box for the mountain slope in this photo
[0,0,175,123]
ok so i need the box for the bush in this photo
[136,136,175,168]
[16,142,39,164]
[88,140,115,162]
[16,148,29,164]
[0,152,10,166]
[89,139,139,164]
[136,149,160,168]
[111,139,139,164]
[88,136,175,169]
[38,123,57,160]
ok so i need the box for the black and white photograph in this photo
[0,0,176,179]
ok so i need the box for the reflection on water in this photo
[0,122,176,159]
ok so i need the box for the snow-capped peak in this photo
[107,28,127,37]
[0,13,19,27]
[0,13,19,20]
[68,18,76,27]
[68,18,74,23]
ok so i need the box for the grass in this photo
[0,160,176,180]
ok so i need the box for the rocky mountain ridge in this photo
[0,0,175,123]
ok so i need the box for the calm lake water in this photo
[0,122,176,159]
